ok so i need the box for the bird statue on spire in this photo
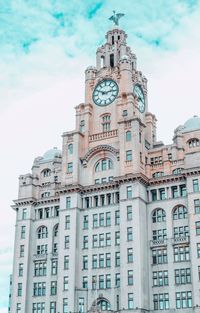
[109,11,125,26]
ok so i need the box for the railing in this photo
[172,236,190,245]
[150,239,167,248]
[33,253,48,260]
[89,129,118,142]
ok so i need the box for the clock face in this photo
[93,79,119,106]
[134,84,146,113]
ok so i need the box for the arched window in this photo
[53,224,59,237]
[126,131,131,142]
[152,172,164,178]
[152,208,166,223]
[42,169,51,177]
[110,54,114,67]
[173,205,188,220]
[188,138,199,148]
[68,144,73,154]
[173,168,183,175]
[97,299,111,311]
[95,158,113,172]
[41,192,50,198]
[100,56,105,68]
[37,226,48,239]
[102,115,111,132]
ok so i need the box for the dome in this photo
[182,116,200,133]
[42,147,62,162]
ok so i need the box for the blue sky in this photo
[1,0,200,312]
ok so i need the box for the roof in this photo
[182,116,200,133]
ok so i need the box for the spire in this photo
[108,11,125,27]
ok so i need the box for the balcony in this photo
[89,129,118,142]
[150,239,167,248]
[33,253,47,260]
[172,236,190,245]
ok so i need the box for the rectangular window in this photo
[115,210,120,225]
[63,298,68,313]
[159,188,166,200]
[115,273,120,287]
[51,281,57,295]
[106,253,111,267]
[20,245,24,257]
[18,263,23,277]
[175,268,191,285]
[18,283,22,296]
[83,256,88,270]
[106,233,111,246]
[106,212,111,226]
[66,197,71,209]
[174,226,189,238]
[67,162,73,173]
[198,266,200,281]
[50,302,56,313]
[99,254,104,268]
[172,186,178,198]
[152,249,168,265]
[51,260,58,275]
[83,215,88,229]
[128,293,134,309]
[176,291,192,309]
[180,184,187,197]
[153,271,168,286]
[34,261,47,277]
[82,276,88,289]
[99,233,104,247]
[92,276,97,290]
[193,179,199,192]
[33,282,46,296]
[64,235,70,249]
[80,120,85,132]
[65,215,70,229]
[128,270,133,285]
[21,226,26,239]
[93,234,98,248]
[174,246,190,262]
[99,213,104,227]
[115,252,120,267]
[153,293,169,310]
[194,199,200,214]
[16,303,21,313]
[63,276,68,290]
[197,243,200,258]
[152,229,167,241]
[93,214,98,228]
[106,274,111,289]
[92,254,98,269]
[36,244,47,255]
[127,227,133,241]
[83,235,88,249]
[32,303,45,313]
[127,248,133,263]
[99,275,104,289]
[115,231,120,245]
[127,186,132,199]
[126,150,132,161]
[64,255,69,270]
[127,206,132,220]
[196,221,200,235]
[22,208,27,220]
[151,189,157,201]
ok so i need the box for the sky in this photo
[0,0,200,311]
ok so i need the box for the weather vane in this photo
[109,11,125,26]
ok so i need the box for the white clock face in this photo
[93,79,119,106]
[134,84,146,113]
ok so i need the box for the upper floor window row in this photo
[37,226,48,239]
[188,138,199,148]
[42,169,51,177]
[152,205,188,223]
[95,158,113,172]
[151,156,162,165]
[152,172,164,178]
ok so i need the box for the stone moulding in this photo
[81,144,120,167]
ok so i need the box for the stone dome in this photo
[182,116,200,133]
[42,147,62,162]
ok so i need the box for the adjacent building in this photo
[10,23,200,313]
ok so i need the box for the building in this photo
[10,20,200,313]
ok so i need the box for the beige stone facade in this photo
[10,26,200,313]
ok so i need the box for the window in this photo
[51,260,58,275]
[152,229,167,241]
[110,53,114,67]
[97,299,111,311]
[82,276,88,289]
[106,232,111,246]
[34,261,47,276]
[68,144,73,154]
[92,276,97,289]
[151,189,157,201]
[106,212,111,226]
[20,245,24,257]
[93,214,98,228]
[115,210,120,225]
[37,226,48,239]
[43,169,51,177]
[174,226,189,238]
[78,297,84,313]
[152,172,164,178]
[99,233,104,247]
[106,274,111,288]
[123,110,128,117]
[126,131,131,141]
[67,162,73,173]
[18,263,23,277]
[93,234,98,248]
[127,186,132,199]
[64,255,69,270]
[173,168,183,175]
[180,184,187,197]
[173,205,187,219]
[63,276,68,290]
[33,282,46,296]
[174,246,190,262]
[196,221,200,235]
[151,156,163,165]
[66,197,71,209]
[152,208,166,223]
[126,150,132,161]
[18,283,22,296]
[176,291,192,309]
[51,281,57,295]
[21,226,26,239]
[153,293,169,310]
[106,253,111,267]
[152,249,167,265]
[83,256,88,270]
[99,254,104,268]
[50,302,56,313]
[127,248,133,263]
[115,273,120,287]
[193,179,199,192]
[127,227,133,241]
[16,303,21,313]
[33,303,45,313]
[115,231,120,245]
[95,158,113,172]
[172,186,178,198]
[99,275,104,289]
[64,235,70,249]
[63,298,68,313]
[194,199,200,214]
[128,270,133,285]
[102,115,111,132]
[36,244,47,255]
[153,271,168,286]
[159,188,166,200]
[128,293,134,309]
[80,120,85,132]
[198,266,200,280]
[83,236,88,249]
[99,213,104,227]
[65,215,70,229]
[22,208,27,219]
[127,205,132,220]
[92,255,98,269]
[83,215,88,229]
[175,268,191,285]
[188,138,199,148]
[115,252,120,267]
[41,191,50,198]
